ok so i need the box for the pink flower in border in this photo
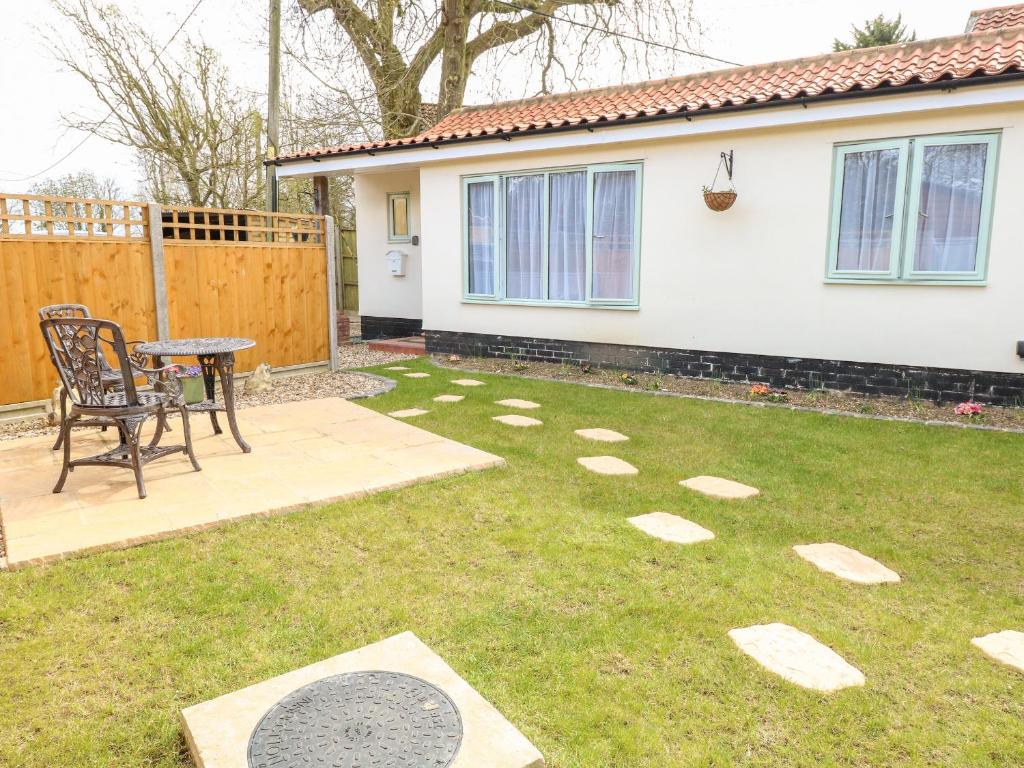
[954,401,983,417]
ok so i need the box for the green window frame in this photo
[461,161,643,308]
[826,132,999,285]
[387,192,412,243]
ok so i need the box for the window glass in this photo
[466,181,495,295]
[548,171,586,302]
[591,169,637,300]
[505,175,544,300]
[390,195,409,239]
[836,148,900,271]
[914,142,987,272]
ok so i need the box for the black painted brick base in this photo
[425,329,1024,406]
[360,315,423,340]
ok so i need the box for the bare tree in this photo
[290,0,699,140]
[29,170,123,201]
[51,0,265,209]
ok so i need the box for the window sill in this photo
[461,297,640,310]
[824,277,987,286]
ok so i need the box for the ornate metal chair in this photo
[38,304,124,451]
[40,317,201,499]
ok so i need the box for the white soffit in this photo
[277,82,1024,178]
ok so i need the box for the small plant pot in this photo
[180,375,205,405]
[703,190,737,212]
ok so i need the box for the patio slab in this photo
[451,379,485,387]
[574,428,629,443]
[793,543,900,584]
[435,394,465,403]
[972,630,1024,674]
[403,372,431,378]
[728,623,865,692]
[388,408,430,418]
[181,631,545,768]
[493,415,543,427]
[680,476,759,499]
[495,399,541,410]
[628,512,714,544]
[0,398,503,569]
[577,456,638,476]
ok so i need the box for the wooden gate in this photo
[339,227,358,312]
[0,192,334,408]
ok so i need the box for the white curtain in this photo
[505,175,544,299]
[548,171,586,301]
[467,181,495,294]
[591,170,636,300]
[914,143,987,272]
[836,148,899,271]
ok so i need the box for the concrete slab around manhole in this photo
[793,543,900,585]
[181,631,545,768]
[0,398,504,568]
[493,415,543,427]
[972,630,1024,674]
[680,476,759,499]
[388,408,429,418]
[577,456,638,476]
[403,372,431,378]
[452,379,485,387]
[628,512,714,544]
[574,428,629,443]
[495,399,541,410]
[434,394,465,403]
[728,623,865,692]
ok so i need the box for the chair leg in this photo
[179,406,202,472]
[127,421,147,500]
[53,415,75,493]
[52,389,67,451]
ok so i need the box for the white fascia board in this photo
[277,81,1024,179]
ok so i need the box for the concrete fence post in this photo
[146,203,170,341]
[324,214,339,371]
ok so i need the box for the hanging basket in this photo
[703,189,737,212]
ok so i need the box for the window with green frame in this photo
[387,192,411,243]
[827,132,999,283]
[462,162,642,306]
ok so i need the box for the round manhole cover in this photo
[247,670,463,768]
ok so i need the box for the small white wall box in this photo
[386,249,408,277]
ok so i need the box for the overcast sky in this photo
[0,0,983,196]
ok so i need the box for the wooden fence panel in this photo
[340,228,358,311]
[0,238,157,405]
[163,241,329,373]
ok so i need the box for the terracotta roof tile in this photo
[968,3,1024,32]
[279,23,1024,162]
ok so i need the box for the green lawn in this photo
[2,357,1023,767]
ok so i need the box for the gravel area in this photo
[338,343,417,369]
[435,355,1024,432]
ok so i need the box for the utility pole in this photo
[265,0,281,213]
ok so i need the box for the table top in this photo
[135,337,256,356]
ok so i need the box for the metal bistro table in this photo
[135,337,256,454]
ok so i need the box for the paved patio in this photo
[0,398,503,569]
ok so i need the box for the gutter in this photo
[269,71,1024,167]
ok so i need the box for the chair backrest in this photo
[37,304,117,374]
[39,317,139,408]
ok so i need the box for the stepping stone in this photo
[575,428,629,443]
[495,399,541,410]
[728,623,865,693]
[577,456,638,476]
[385,366,410,371]
[433,394,465,403]
[793,543,900,585]
[680,476,759,499]
[451,379,485,387]
[388,408,429,419]
[492,414,542,427]
[972,630,1024,674]
[403,372,430,379]
[628,512,714,544]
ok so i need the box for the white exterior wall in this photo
[354,170,422,320]
[415,101,1024,374]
